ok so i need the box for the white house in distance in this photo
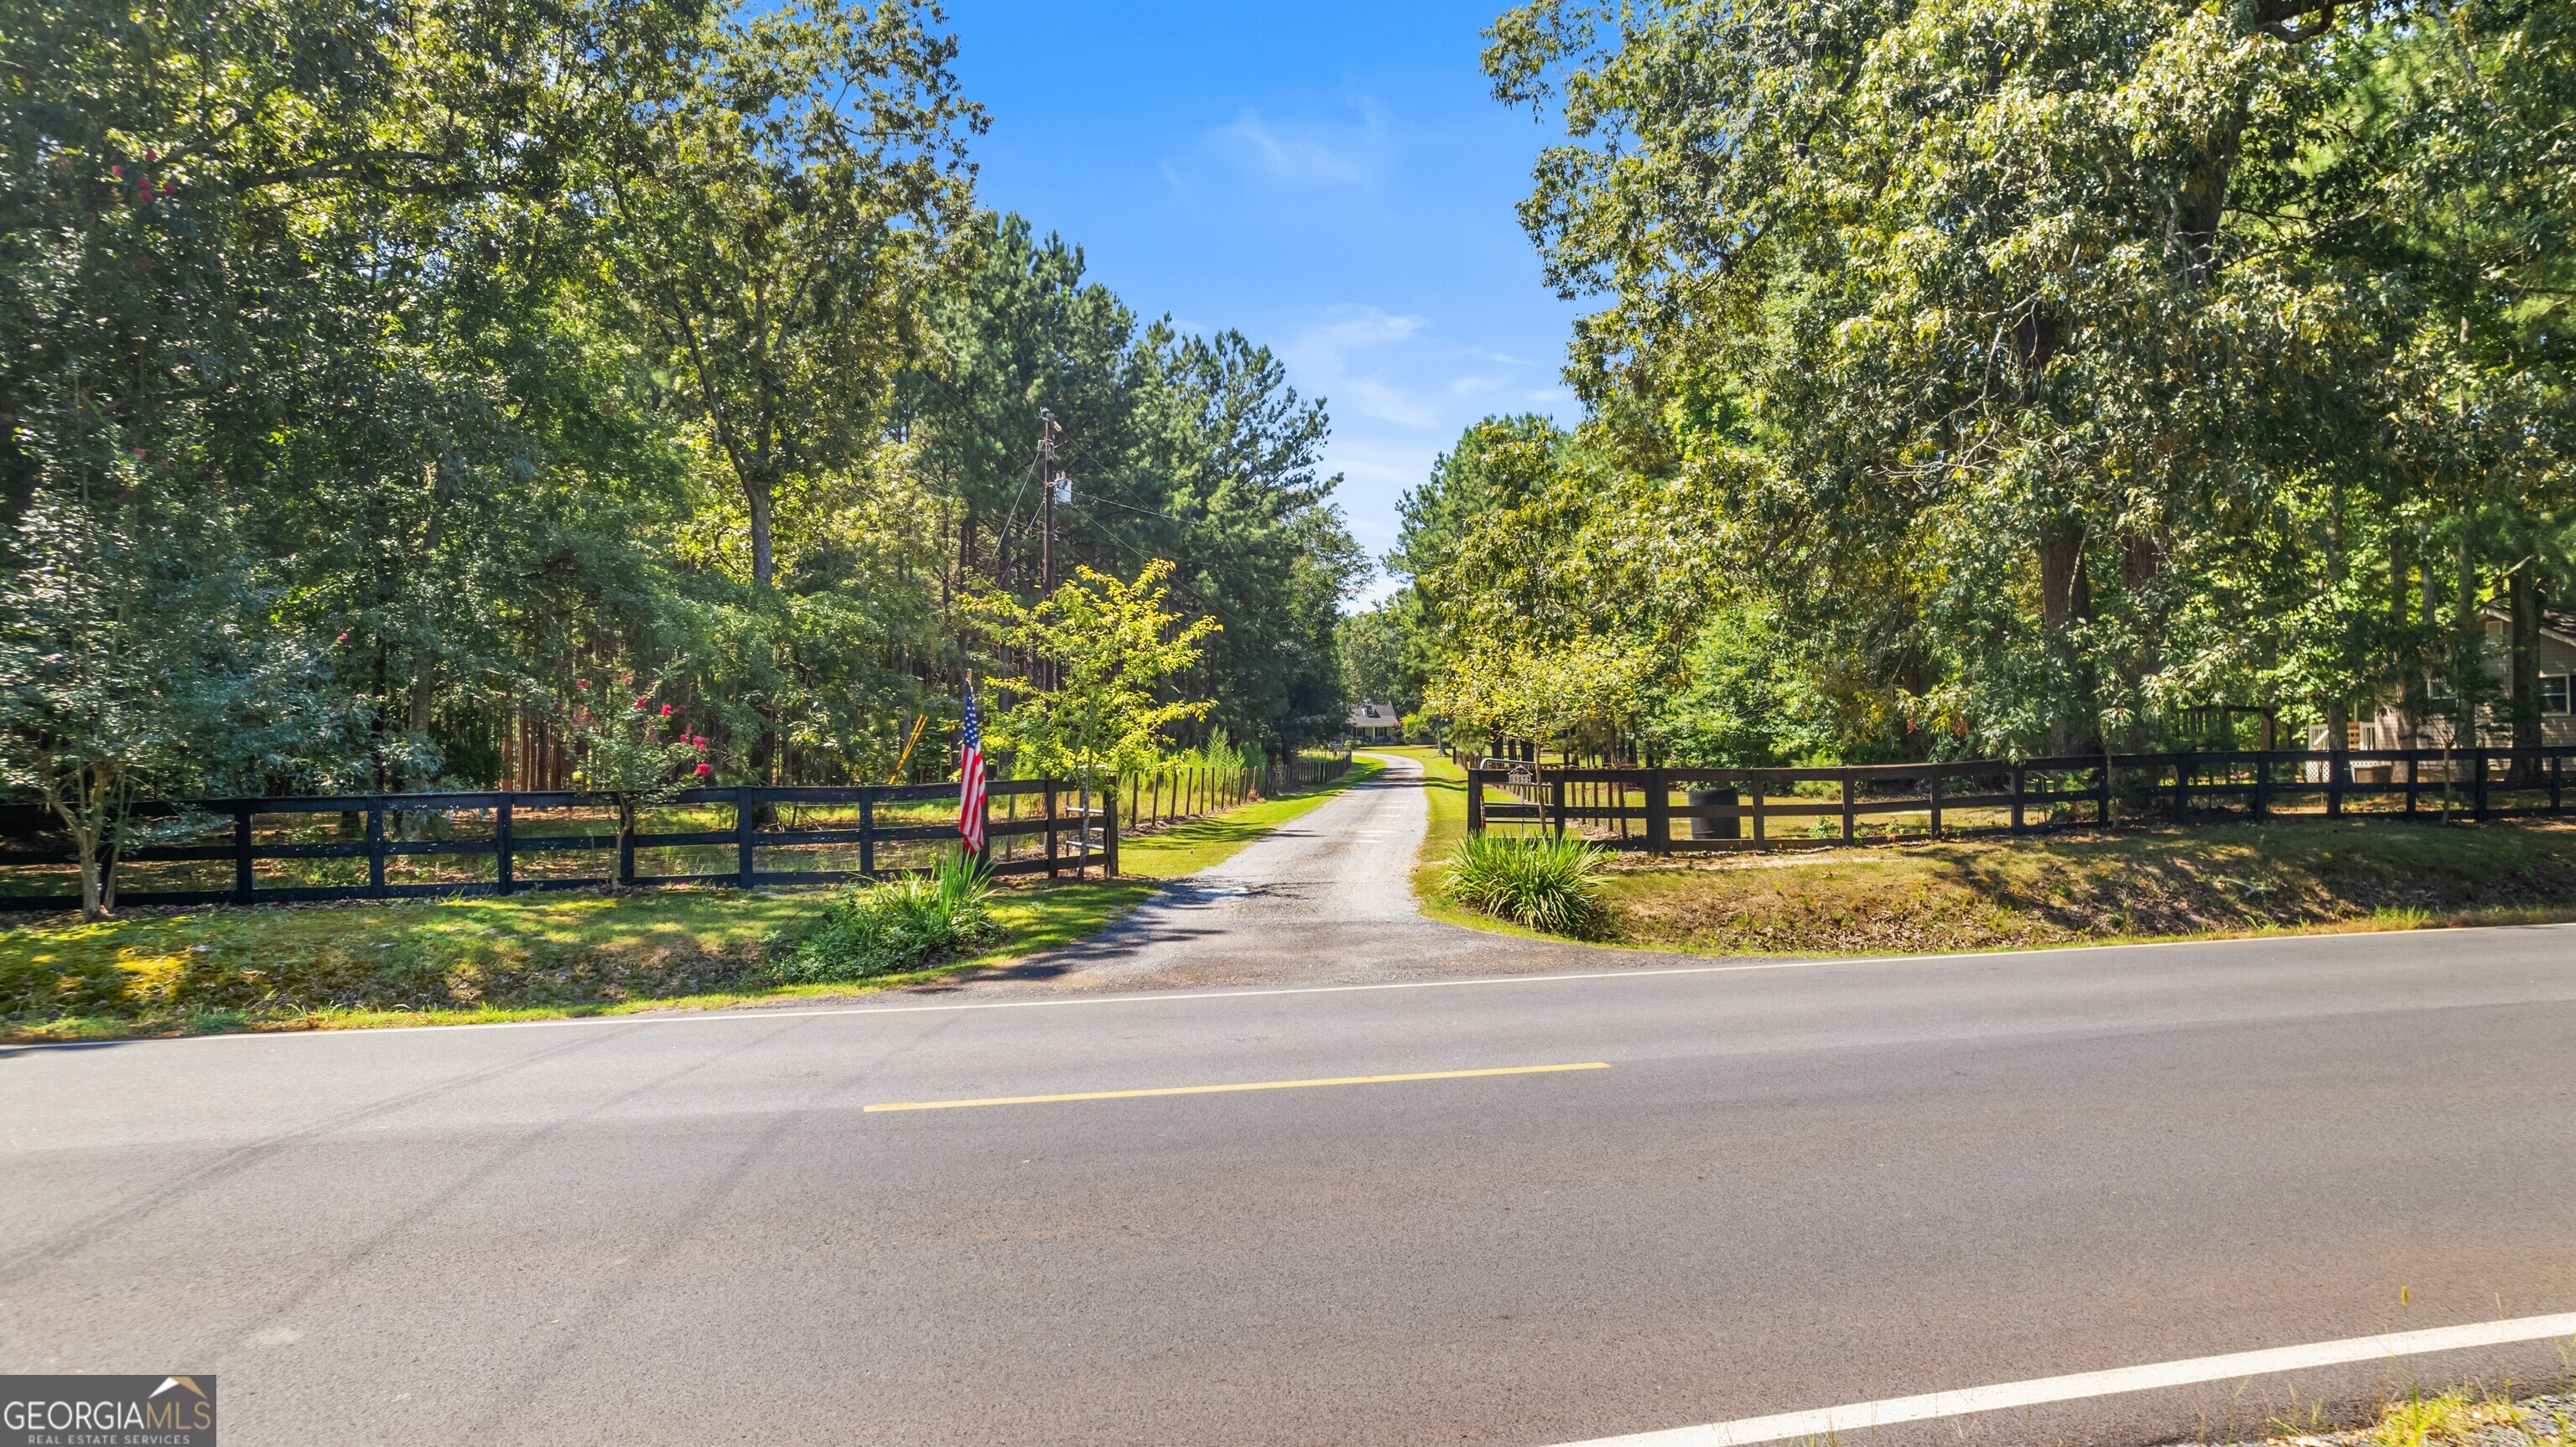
[2306,606,2576,753]
[1346,701,1402,743]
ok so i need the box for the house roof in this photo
[1346,702,1399,729]
[2479,604,2576,649]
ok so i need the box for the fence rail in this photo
[1467,746,2576,853]
[1114,752,1352,834]
[0,750,1363,913]
[0,779,1111,912]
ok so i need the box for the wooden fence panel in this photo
[1462,747,2576,855]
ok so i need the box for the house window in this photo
[2344,720,2361,748]
[2543,676,2572,716]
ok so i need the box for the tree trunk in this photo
[747,480,776,589]
[2390,532,2411,629]
[2038,519,2096,754]
[52,783,117,921]
[60,807,103,921]
[2510,566,2542,771]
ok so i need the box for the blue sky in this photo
[942,1,1583,603]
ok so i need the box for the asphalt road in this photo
[4,758,2573,1446]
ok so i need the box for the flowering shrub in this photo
[560,671,712,879]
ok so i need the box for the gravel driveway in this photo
[924,751,1652,994]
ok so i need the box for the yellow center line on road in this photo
[863,1061,1612,1112]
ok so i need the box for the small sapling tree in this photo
[564,672,712,883]
[974,561,1221,817]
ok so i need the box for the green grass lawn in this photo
[0,759,1373,1042]
[1381,744,2576,954]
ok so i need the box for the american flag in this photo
[957,682,987,853]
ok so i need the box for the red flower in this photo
[691,736,707,749]
[634,697,650,711]
[574,679,588,690]
[110,164,122,179]
[334,631,347,642]
[693,762,712,776]
[659,703,674,716]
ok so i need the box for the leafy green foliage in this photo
[1377,0,2576,764]
[975,560,1222,779]
[1441,831,1611,937]
[770,849,1002,983]
[1,0,1364,903]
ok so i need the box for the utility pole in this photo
[1036,410,1063,692]
[1037,409,1061,596]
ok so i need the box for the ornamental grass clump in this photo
[1441,831,1610,938]
[771,850,1002,983]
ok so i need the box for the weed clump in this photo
[1442,832,1610,938]
[771,852,1002,983]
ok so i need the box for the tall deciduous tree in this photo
[596,0,978,592]
[1473,0,2573,756]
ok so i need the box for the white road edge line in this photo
[13,918,2573,1050]
[1546,1312,2576,1447]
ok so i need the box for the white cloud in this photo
[1265,303,1576,588]
[1203,103,1385,187]
[1279,305,1437,428]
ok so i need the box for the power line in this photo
[1062,500,1270,643]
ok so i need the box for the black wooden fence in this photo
[1468,747,2576,853]
[0,750,1363,913]
[0,778,1109,912]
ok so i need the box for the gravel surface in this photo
[2168,1393,2575,1445]
[922,750,1669,994]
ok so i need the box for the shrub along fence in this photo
[1467,747,2576,853]
[0,779,1114,913]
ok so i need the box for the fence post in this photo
[232,807,255,905]
[496,796,514,896]
[2554,753,2565,815]
[2472,749,2489,821]
[1045,781,1060,879]
[1467,769,1485,835]
[2174,756,2190,824]
[2010,764,2027,833]
[1104,783,1119,878]
[860,793,876,878]
[1840,770,1856,843]
[735,785,756,888]
[1750,780,1766,844]
[2252,751,2269,822]
[1548,775,1567,838]
[1928,772,1944,839]
[366,799,387,897]
[2327,749,2345,819]
[2096,757,2113,826]
[617,806,636,886]
[2404,754,2418,817]
[1644,769,1670,854]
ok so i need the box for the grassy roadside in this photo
[1379,744,2576,955]
[0,759,1377,1043]
[2230,1387,2573,1445]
